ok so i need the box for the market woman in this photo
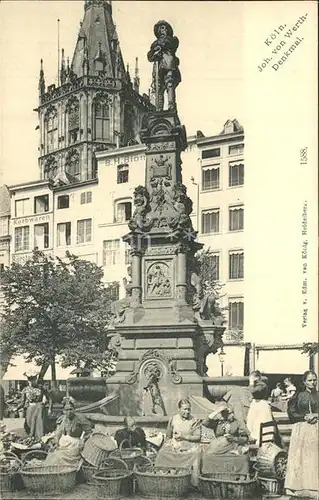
[16,369,48,439]
[54,397,92,444]
[246,370,273,446]
[285,370,319,498]
[155,399,201,486]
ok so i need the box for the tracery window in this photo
[44,106,58,154]
[93,95,110,141]
[43,157,58,180]
[65,149,80,181]
[67,97,80,144]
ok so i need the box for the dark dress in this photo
[114,426,147,451]
[285,389,319,496]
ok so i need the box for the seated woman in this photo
[45,422,84,469]
[202,403,250,457]
[155,399,201,486]
[54,397,92,445]
[114,417,147,452]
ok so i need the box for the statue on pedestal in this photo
[147,20,181,111]
[110,267,133,324]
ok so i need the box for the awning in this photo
[2,356,75,381]
[255,349,309,374]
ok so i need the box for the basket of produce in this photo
[256,443,287,479]
[134,462,191,499]
[110,440,144,470]
[22,450,48,466]
[199,472,258,499]
[258,476,284,495]
[0,451,22,494]
[93,458,132,500]
[81,431,117,467]
[21,464,77,494]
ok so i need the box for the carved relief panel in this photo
[144,260,173,300]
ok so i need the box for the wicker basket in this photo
[81,431,117,467]
[257,443,287,479]
[82,456,127,485]
[258,476,284,495]
[0,451,22,494]
[93,458,131,500]
[199,472,258,499]
[134,463,191,499]
[21,464,77,494]
[110,440,144,470]
[22,450,48,466]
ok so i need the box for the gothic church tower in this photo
[36,0,152,185]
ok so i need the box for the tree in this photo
[0,250,117,384]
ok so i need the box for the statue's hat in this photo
[154,20,173,38]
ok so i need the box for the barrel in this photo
[256,443,288,480]
[81,432,117,467]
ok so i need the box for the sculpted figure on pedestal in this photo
[110,268,133,324]
[147,20,181,111]
[128,185,152,232]
[190,271,224,325]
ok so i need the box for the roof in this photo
[71,0,126,80]
[0,185,10,217]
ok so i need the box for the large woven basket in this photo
[22,450,48,466]
[93,458,132,500]
[0,451,22,494]
[110,440,144,470]
[258,476,284,495]
[257,443,288,479]
[134,463,191,499]
[199,472,258,499]
[82,456,128,485]
[81,431,117,467]
[21,464,77,494]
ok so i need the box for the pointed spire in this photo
[82,36,89,75]
[133,57,140,93]
[38,59,46,96]
[60,49,67,85]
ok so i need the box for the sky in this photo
[0,0,245,186]
[0,1,317,345]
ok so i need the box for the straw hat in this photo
[23,368,39,379]
[208,403,230,420]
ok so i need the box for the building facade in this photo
[5,0,245,339]
[8,119,244,337]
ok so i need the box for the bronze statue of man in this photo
[147,20,181,112]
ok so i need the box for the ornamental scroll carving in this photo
[125,349,182,385]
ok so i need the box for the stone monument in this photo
[106,21,225,417]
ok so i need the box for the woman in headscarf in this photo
[285,370,318,498]
[155,399,201,487]
[246,370,273,446]
[45,421,84,469]
[16,369,48,440]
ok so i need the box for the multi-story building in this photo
[0,185,11,273]
[6,0,245,338]
[8,119,244,336]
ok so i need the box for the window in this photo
[229,162,244,187]
[202,148,220,159]
[77,219,92,244]
[228,300,244,331]
[57,222,71,246]
[202,166,220,191]
[94,99,110,140]
[15,226,30,252]
[80,192,92,205]
[15,199,30,217]
[34,223,49,249]
[109,282,120,301]
[124,243,131,265]
[45,107,58,154]
[115,201,132,223]
[229,143,244,156]
[103,239,120,266]
[117,164,129,184]
[67,98,79,144]
[65,150,80,181]
[207,253,220,281]
[0,217,8,237]
[229,205,244,231]
[57,195,69,209]
[229,251,244,280]
[201,209,220,234]
[34,195,49,214]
